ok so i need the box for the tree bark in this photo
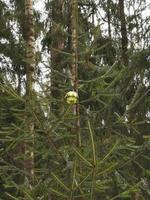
[119,0,128,66]
[24,0,35,188]
[107,0,111,38]
[132,192,140,200]
[50,0,65,115]
[71,0,81,147]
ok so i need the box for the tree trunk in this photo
[50,0,65,116]
[119,0,128,66]
[132,192,140,200]
[24,0,35,188]
[107,0,111,38]
[71,0,81,147]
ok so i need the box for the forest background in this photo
[0,0,150,200]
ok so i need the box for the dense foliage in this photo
[0,0,149,199]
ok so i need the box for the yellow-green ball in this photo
[65,91,78,105]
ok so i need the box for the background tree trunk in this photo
[71,0,81,147]
[24,0,35,188]
[119,0,128,66]
[107,0,111,38]
[50,0,65,116]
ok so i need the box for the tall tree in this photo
[24,0,35,188]
[0,0,150,199]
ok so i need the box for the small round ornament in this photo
[65,91,78,104]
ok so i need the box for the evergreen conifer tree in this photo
[0,0,149,199]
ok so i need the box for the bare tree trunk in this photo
[119,0,128,66]
[50,0,66,116]
[132,192,140,200]
[107,0,111,38]
[24,0,35,188]
[71,0,81,147]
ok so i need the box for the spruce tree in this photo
[0,0,149,199]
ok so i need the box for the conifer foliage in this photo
[0,0,149,199]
